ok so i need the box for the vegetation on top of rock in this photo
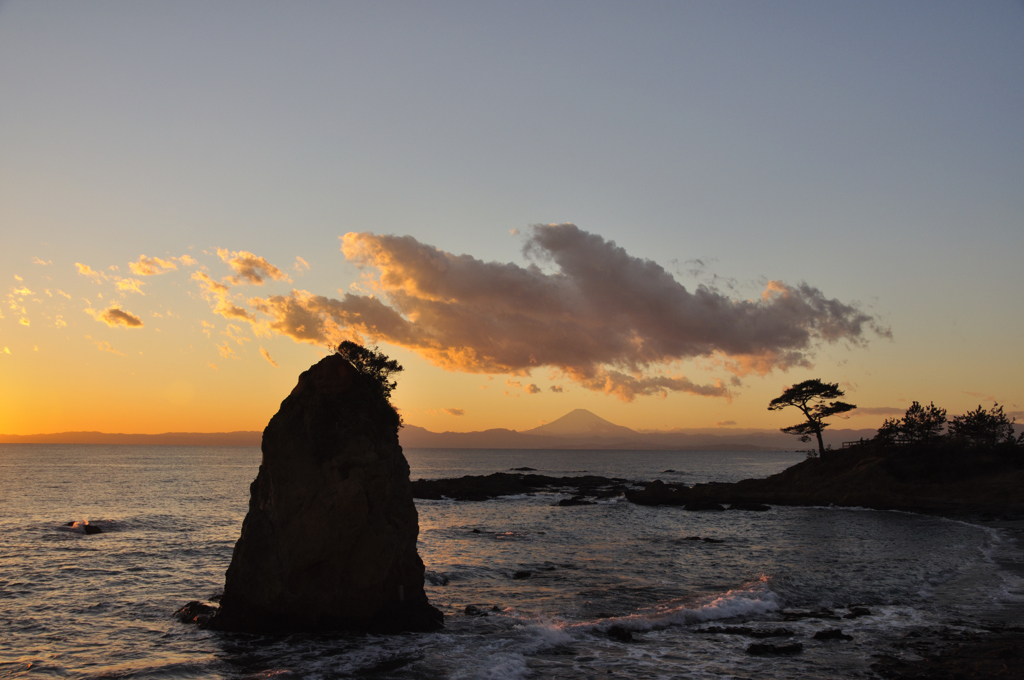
[335,341,403,405]
[768,379,856,456]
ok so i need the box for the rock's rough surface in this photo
[211,354,442,633]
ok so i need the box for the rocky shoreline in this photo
[411,446,1024,521]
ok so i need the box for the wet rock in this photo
[624,480,689,506]
[702,537,725,544]
[464,605,489,617]
[729,502,772,511]
[557,496,595,507]
[512,570,532,580]
[844,607,872,619]
[210,353,442,633]
[83,524,103,535]
[174,601,217,626]
[510,467,536,471]
[685,500,726,512]
[607,625,633,642]
[782,609,839,621]
[747,642,803,656]
[814,628,853,641]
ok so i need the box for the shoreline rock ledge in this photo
[208,353,443,633]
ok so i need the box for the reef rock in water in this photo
[210,353,443,633]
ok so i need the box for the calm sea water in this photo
[1,444,1022,679]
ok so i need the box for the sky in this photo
[1,1,1022,437]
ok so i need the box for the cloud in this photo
[75,263,106,281]
[19,317,30,326]
[207,362,218,370]
[115,278,146,295]
[217,341,236,359]
[549,385,564,393]
[715,420,738,427]
[177,254,198,267]
[852,406,905,416]
[94,340,126,356]
[14,274,22,281]
[294,256,310,272]
[56,290,71,299]
[87,306,144,328]
[443,408,465,416]
[32,257,51,266]
[129,255,177,276]
[2,347,9,354]
[259,347,278,367]
[55,315,66,327]
[220,224,884,402]
[526,383,541,394]
[192,271,254,321]
[217,248,291,285]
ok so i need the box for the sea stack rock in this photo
[211,352,442,633]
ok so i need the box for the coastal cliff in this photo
[211,353,442,633]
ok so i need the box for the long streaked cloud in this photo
[259,347,278,367]
[223,224,884,401]
[86,305,144,328]
[217,249,291,285]
[852,406,905,416]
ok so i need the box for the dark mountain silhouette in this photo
[1,410,878,450]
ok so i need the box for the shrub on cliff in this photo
[336,341,403,402]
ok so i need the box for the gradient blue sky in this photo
[2,1,1022,435]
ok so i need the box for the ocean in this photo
[1,444,1022,679]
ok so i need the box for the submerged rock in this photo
[82,524,103,535]
[210,353,442,633]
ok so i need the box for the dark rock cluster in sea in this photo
[193,353,442,634]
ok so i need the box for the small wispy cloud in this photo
[259,347,278,367]
[217,341,236,359]
[526,383,541,394]
[715,420,737,427]
[19,318,30,326]
[75,263,106,281]
[86,306,144,328]
[294,256,310,272]
[94,340,126,356]
[129,255,177,276]
[115,278,146,295]
[549,385,564,393]
[217,248,291,285]
[443,408,465,416]
[32,257,51,266]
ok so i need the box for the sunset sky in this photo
[1,2,1022,437]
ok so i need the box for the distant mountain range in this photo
[0,409,879,450]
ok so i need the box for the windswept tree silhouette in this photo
[335,341,403,404]
[768,379,856,456]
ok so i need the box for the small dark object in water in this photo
[83,524,102,535]
[729,502,772,512]
[510,467,536,471]
[175,601,217,626]
[464,605,489,617]
[607,625,633,642]
[491,605,501,612]
[814,628,853,641]
[471,529,481,533]
[557,496,595,507]
[661,469,677,473]
[702,537,724,544]
[845,607,871,619]
[685,500,726,512]
[747,642,803,656]
[512,570,532,580]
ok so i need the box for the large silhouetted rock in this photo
[210,353,442,633]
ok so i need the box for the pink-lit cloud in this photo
[189,225,885,402]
